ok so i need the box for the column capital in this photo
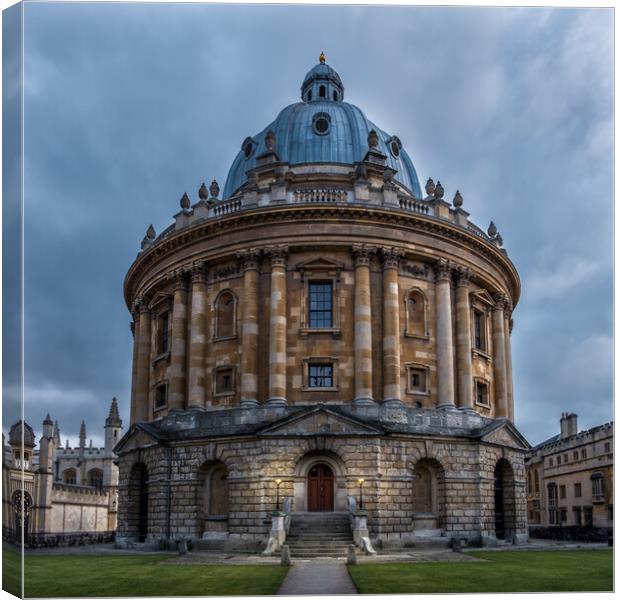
[265,245,289,268]
[168,267,189,290]
[237,248,262,272]
[434,258,453,282]
[380,246,405,270]
[189,260,207,283]
[492,291,509,311]
[454,265,473,287]
[134,295,151,314]
[351,243,377,267]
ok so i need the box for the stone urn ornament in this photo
[425,177,435,196]
[198,182,209,201]
[434,181,444,199]
[180,192,190,210]
[367,129,379,149]
[488,221,497,237]
[209,179,220,200]
[453,190,463,208]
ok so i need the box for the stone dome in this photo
[223,58,422,199]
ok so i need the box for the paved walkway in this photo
[277,560,358,596]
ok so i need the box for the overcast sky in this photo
[3,3,613,448]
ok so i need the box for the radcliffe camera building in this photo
[115,56,529,552]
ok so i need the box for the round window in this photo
[312,112,331,136]
[242,137,255,159]
[388,136,402,158]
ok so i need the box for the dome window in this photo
[312,112,331,136]
[242,137,255,160]
[319,85,326,98]
[333,90,338,101]
[388,136,402,158]
[307,90,312,102]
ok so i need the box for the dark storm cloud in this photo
[12,4,612,447]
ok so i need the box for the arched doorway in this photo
[307,463,334,512]
[199,461,230,537]
[128,462,149,543]
[494,459,516,541]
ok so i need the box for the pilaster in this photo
[167,268,189,411]
[266,246,288,406]
[435,259,455,408]
[492,292,508,418]
[187,261,207,409]
[455,266,474,410]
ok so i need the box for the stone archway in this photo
[293,451,347,512]
[198,460,229,538]
[494,458,516,540]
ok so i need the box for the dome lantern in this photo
[301,55,344,103]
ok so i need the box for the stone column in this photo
[435,259,455,408]
[381,247,404,406]
[187,261,207,409]
[129,309,140,424]
[266,246,288,406]
[167,268,188,411]
[134,297,151,423]
[238,249,261,408]
[352,244,376,405]
[455,266,474,410]
[492,292,508,418]
[504,303,514,421]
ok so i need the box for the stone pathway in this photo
[277,560,358,596]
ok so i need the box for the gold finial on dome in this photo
[319,52,326,64]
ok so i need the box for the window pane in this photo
[309,282,333,328]
[308,364,333,387]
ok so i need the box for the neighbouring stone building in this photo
[2,398,123,546]
[525,413,613,539]
[115,55,529,552]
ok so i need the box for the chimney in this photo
[560,413,578,439]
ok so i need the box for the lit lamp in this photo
[357,478,365,510]
[275,478,283,511]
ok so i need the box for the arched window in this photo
[87,468,103,490]
[307,90,312,102]
[63,468,76,485]
[319,85,326,98]
[215,290,237,339]
[333,90,338,101]
[405,289,428,338]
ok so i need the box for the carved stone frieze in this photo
[211,263,241,281]
[400,262,430,279]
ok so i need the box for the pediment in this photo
[258,406,383,436]
[296,257,344,272]
[470,289,495,308]
[114,424,161,454]
[480,420,530,451]
[148,291,173,311]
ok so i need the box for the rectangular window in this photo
[158,312,170,354]
[409,368,427,393]
[155,384,167,409]
[559,485,566,499]
[308,281,333,328]
[573,507,582,526]
[556,456,561,466]
[592,476,603,499]
[584,507,593,526]
[573,451,579,461]
[535,471,540,493]
[473,311,485,350]
[548,484,557,507]
[604,442,611,453]
[215,368,234,395]
[475,381,489,406]
[548,458,553,468]
[559,508,567,523]
[581,448,587,459]
[308,363,333,388]
[574,482,582,498]
[563,454,568,463]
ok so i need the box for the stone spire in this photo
[79,421,86,448]
[105,397,123,428]
[53,421,61,446]
[42,414,54,438]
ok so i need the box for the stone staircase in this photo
[284,512,354,558]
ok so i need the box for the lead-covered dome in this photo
[223,56,422,199]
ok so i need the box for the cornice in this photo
[124,203,521,309]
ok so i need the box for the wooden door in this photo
[307,464,334,512]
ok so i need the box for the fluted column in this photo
[266,246,288,406]
[352,244,376,406]
[134,298,151,423]
[492,292,508,418]
[187,261,207,409]
[435,259,455,408]
[381,247,404,406]
[167,268,188,411]
[238,249,261,408]
[455,266,474,410]
[504,303,514,421]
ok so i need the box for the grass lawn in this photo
[2,548,289,597]
[348,550,613,594]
